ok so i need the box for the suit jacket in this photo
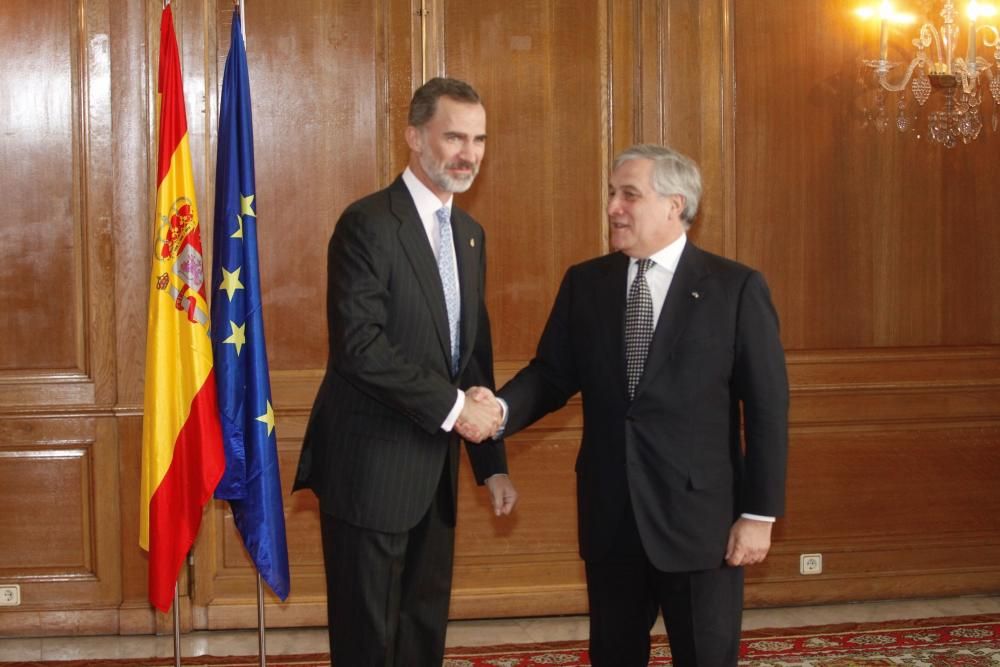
[499,241,788,571]
[294,176,507,533]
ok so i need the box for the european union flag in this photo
[210,7,289,601]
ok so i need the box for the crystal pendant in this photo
[873,89,889,133]
[896,98,911,132]
[958,109,983,142]
[990,76,1000,105]
[928,111,958,148]
[955,94,970,115]
[911,71,932,106]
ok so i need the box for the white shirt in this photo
[627,233,687,328]
[401,168,465,431]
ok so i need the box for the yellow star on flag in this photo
[241,193,256,218]
[219,266,244,301]
[231,213,244,239]
[223,320,246,356]
[256,400,275,436]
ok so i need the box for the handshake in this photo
[455,386,504,443]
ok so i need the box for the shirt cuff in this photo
[493,396,509,439]
[441,389,464,431]
[741,513,776,522]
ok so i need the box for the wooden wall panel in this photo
[728,0,1000,606]
[451,434,587,618]
[452,409,587,618]
[108,0,158,634]
[940,145,1000,344]
[0,417,121,635]
[780,426,1000,540]
[0,0,79,372]
[442,0,609,361]
[237,0,393,370]
[749,422,1000,606]
[0,445,90,572]
[733,0,1000,350]
[0,0,122,638]
[0,0,116,408]
[436,0,608,617]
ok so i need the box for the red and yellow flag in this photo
[140,4,225,614]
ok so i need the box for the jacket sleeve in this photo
[461,233,509,483]
[499,267,581,437]
[327,207,457,435]
[733,270,789,517]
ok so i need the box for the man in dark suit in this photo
[478,144,788,666]
[293,77,517,666]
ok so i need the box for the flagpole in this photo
[257,573,267,666]
[173,584,181,667]
[236,6,265,665]
[242,3,263,660]
[239,0,246,48]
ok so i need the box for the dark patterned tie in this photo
[436,207,460,376]
[625,258,654,399]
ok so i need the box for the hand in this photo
[466,385,495,404]
[725,517,773,567]
[455,387,502,443]
[485,474,518,516]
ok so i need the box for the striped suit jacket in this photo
[293,176,507,532]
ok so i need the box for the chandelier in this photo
[856,0,1000,147]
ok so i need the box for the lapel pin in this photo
[691,291,701,299]
[470,238,476,247]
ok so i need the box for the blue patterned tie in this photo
[625,258,655,399]
[436,207,461,376]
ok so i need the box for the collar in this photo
[632,232,687,272]
[402,167,453,219]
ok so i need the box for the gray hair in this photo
[612,144,702,224]
[408,77,482,128]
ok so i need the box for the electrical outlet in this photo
[799,553,823,575]
[0,585,20,606]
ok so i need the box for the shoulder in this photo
[566,251,627,281]
[684,244,777,310]
[451,205,485,238]
[342,181,399,218]
[685,243,757,282]
[334,181,408,239]
[688,243,747,272]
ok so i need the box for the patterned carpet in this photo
[2,614,998,666]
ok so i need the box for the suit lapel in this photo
[598,253,630,396]
[633,242,709,398]
[389,179,453,368]
[452,209,480,376]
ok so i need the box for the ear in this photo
[404,125,422,152]
[669,194,686,218]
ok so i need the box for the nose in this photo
[461,141,481,163]
[607,194,623,216]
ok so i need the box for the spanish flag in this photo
[140,4,225,614]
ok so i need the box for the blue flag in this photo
[211,8,290,601]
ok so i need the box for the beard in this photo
[418,149,480,194]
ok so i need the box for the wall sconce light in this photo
[857,0,1000,146]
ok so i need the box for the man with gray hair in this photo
[477,144,789,665]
